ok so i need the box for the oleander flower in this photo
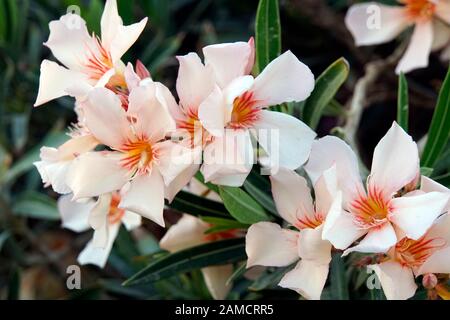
[245,166,339,300]
[34,133,98,194]
[65,82,201,227]
[58,192,141,268]
[345,0,450,73]
[305,122,450,255]
[368,213,450,300]
[160,214,243,299]
[34,0,147,106]
[196,42,316,186]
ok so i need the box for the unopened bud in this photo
[422,273,438,289]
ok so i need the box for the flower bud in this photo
[422,273,438,289]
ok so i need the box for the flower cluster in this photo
[34,0,450,300]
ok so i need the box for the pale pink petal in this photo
[251,51,315,108]
[370,122,419,197]
[304,136,365,208]
[198,86,227,137]
[417,246,450,276]
[436,1,450,24]
[34,60,90,106]
[44,13,92,70]
[101,0,147,63]
[420,176,450,212]
[84,88,130,148]
[368,261,417,300]
[322,192,365,250]
[201,265,233,300]
[154,81,185,124]
[343,222,397,255]
[124,62,141,90]
[298,226,332,264]
[431,20,450,51]
[345,3,410,46]
[57,134,99,159]
[270,168,315,226]
[100,0,122,48]
[122,211,142,231]
[66,152,129,199]
[77,222,121,268]
[390,191,450,240]
[201,130,253,187]
[156,141,202,187]
[425,213,450,244]
[176,53,215,111]
[246,222,299,268]
[279,260,329,300]
[34,149,72,194]
[127,83,175,142]
[159,214,208,252]
[203,42,252,88]
[396,21,433,74]
[89,193,112,248]
[314,165,339,217]
[119,170,165,226]
[209,173,250,187]
[244,37,255,75]
[253,110,316,171]
[165,164,200,203]
[57,195,92,232]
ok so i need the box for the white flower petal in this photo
[246,222,299,268]
[251,51,315,108]
[253,110,316,171]
[279,260,329,300]
[390,191,450,240]
[57,195,92,232]
[202,265,234,300]
[368,261,417,300]
[203,41,252,88]
[345,3,410,46]
[396,21,433,74]
[343,222,397,255]
[119,170,166,227]
[159,214,208,252]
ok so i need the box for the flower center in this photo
[83,35,114,81]
[393,236,446,268]
[400,0,437,21]
[295,212,324,230]
[229,91,260,129]
[350,188,390,229]
[108,192,125,225]
[119,136,157,175]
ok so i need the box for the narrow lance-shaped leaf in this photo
[421,67,450,168]
[218,186,271,224]
[303,58,349,129]
[255,0,281,74]
[169,191,229,218]
[397,73,409,132]
[123,238,246,286]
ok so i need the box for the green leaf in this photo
[329,252,349,300]
[200,216,249,233]
[421,67,450,168]
[303,58,349,129]
[169,191,228,218]
[255,0,281,74]
[243,179,277,216]
[397,73,409,131]
[124,238,246,286]
[226,262,247,286]
[420,167,434,177]
[218,186,271,224]
[249,266,292,291]
[12,191,59,220]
